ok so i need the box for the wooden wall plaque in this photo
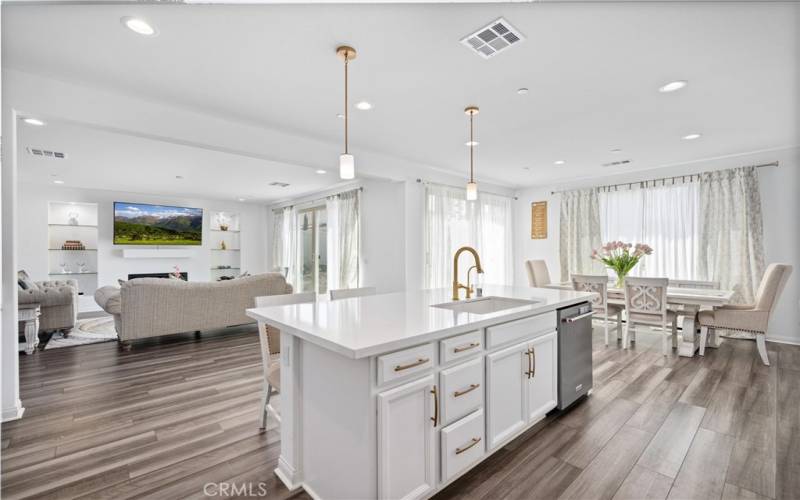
[531,201,547,239]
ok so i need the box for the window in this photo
[599,181,700,279]
[298,206,328,294]
[424,184,513,288]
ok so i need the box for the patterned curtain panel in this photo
[698,166,765,304]
[559,188,602,282]
[271,206,297,286]
[337,189,361,289]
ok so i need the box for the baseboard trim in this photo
[274,457,302,492]
[2,402,25,422]
[766,335,800,346]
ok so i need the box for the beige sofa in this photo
[17,271,79,333]
[95,273,292,348]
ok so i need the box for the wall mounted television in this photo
[113,202,203,246]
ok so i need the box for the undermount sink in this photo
[431,296,540,315]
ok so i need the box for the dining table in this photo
[543,281,735,357]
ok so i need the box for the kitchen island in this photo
[246,285,594,500]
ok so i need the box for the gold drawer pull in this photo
[430,386,440,427]
[394,357,430,372]
[455,437,482,455]
[453,342,480,353]
[453,383,480,398]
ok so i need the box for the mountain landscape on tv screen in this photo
[114,203,203,245]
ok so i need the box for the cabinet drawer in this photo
[440,409,485,484]
[440,330,483,364]
[377,343,435,386]
[486,311,556,349]
[440,357,483,425]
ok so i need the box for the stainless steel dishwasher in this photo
[556,302,593,410]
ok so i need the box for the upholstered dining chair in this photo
[525,260,552,288]
[622,277,678,355]
[571,274,624,346]
[698,263,793,366]
[254,291,316,430]
[330,286,377,300]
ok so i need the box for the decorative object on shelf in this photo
[215,212,230,231]
[67,211,80,226]
[214,265,232,269]
[60,261,71,274]
[61,240,86,250]
[591,241,653,288]
[170,265,184,280]
[77,261,88,273]
[530,201,547,239]
[220,240,227,250]
[464,106,479,200]
[337,45,357,180]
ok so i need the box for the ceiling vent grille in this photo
[602,159,633,167]
[461,18,525,59]
[27,147,67,159]
[269,181,290,188]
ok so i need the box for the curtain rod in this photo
[416,179,518,200]
[272,186,363,213]
[549,161,779,195]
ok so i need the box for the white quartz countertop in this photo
[246,286,595,359]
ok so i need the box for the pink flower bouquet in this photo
[590,241,653,288]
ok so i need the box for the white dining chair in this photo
[698,263,793,365]
[330,286,377,300]
[622,277,678,355]
[525,260,552,288]
[254,291,316,430]
[571,274,623,346]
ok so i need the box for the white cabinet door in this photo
[377,375,436,500]
[526,331,558,423]
[486,340,529,449]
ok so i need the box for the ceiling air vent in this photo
[461,18,525,59]
[602,159,633,167]
[27,147,67,159]
[269,182,290,188]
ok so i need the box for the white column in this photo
[274,331,303,490]
[1,105,24,421]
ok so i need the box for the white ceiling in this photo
[4,2,798,194]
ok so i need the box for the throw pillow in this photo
[17,271,38,291]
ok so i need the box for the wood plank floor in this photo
[2,323,798,499]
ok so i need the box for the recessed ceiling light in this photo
[554,160,566,165]
[23,118,45,126]
[610,148,622,153]
[464,141,479,147]
[659,80,687,93]
[355,101,372,111]
[175,175,184,179]
[682,133,702,140]
[517,88,529,95]
[522,167,530,170]
[336,114,345,119]
[315,169,327,174]
[121,16,157,36]
[237,198,246,202]
[53,180,65,184]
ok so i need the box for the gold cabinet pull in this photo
[430,386,440,427]
[455,437,482,455]
[453,383,480,398]
[524,348,535,379]
[394,357,430,372]
[453,342,480,353]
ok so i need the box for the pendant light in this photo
[337,46,357,180]
[465,106,479,200]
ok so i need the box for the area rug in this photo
[44,316,117,349]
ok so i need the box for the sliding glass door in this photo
[298,206,328,294]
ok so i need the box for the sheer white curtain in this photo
[271,206,297,286]
[424,184,513,289]
[326,188,360,290]
[599,182,700,279]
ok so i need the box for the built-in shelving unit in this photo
[48,201,99,296]
[209,211,241,281]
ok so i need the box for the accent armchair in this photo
[17,271,78,333]
[698,263,793,366]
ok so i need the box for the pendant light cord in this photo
[344,55,349,155]
[469,111,474,183]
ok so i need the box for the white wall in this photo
[17,182,268,287]
[514,147,800,344]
